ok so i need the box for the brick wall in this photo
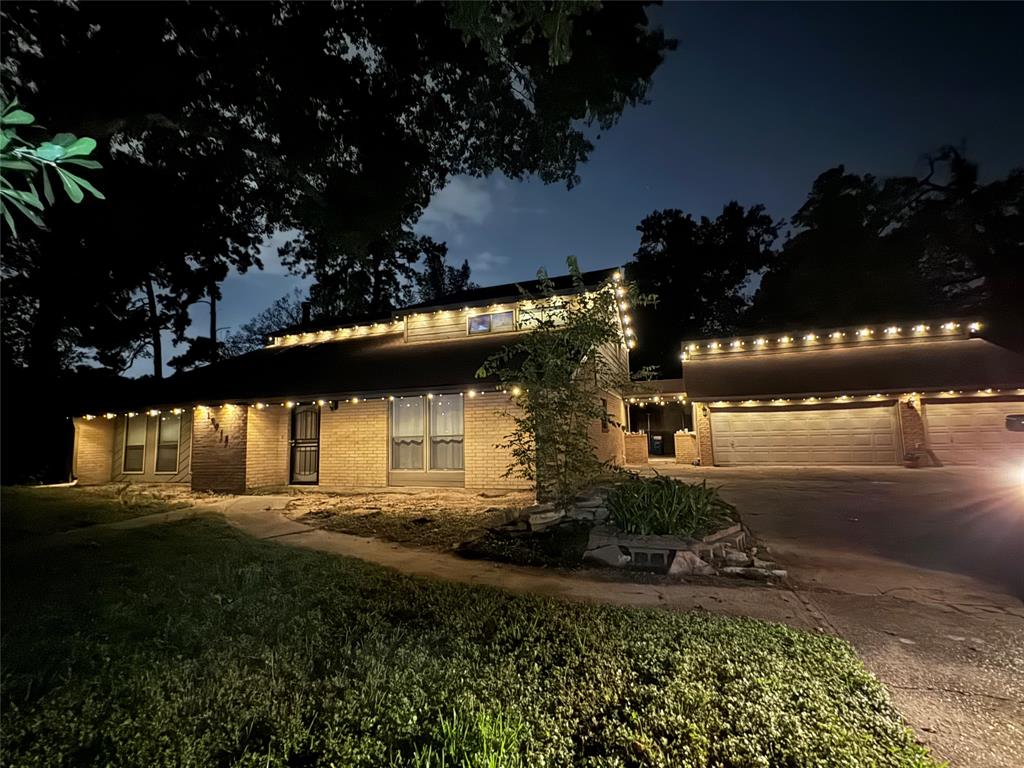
[897,395,924,456]
[320,400,388,487]
[590,392,626,466]
[674,432,699,464]
[464,393,531,489]
[245,406,290,489]
[73,417,114,485]
[693,403,714,465]
[624,433,649,464]
[191,405,248,493]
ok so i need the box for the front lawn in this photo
[1,492,938,767]
[0,484,190,539]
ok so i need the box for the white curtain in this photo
[430,395,464,470]
[392,397,424,469]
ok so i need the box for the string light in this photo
[510,386,522,397]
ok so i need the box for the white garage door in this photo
[924,400,1024,465]
[710,406,899,466]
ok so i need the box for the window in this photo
[123,414,147,472]
[468,310,515,335]
[390,394,465,471]
[391,396,425,470]
[155,414,181,473]
[430,395,464,470]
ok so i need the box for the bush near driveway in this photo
[607,475,738,538]
[1,495,939,767]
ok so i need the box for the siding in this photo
[464,394,531,489]
[191,405,248,493]
[73,417,115,485]
[112,414,192,484]
[319,400,389,487]
[245,406,290,489]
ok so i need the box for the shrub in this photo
[607,475,737,537]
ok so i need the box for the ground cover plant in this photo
[607,475,738,538]
[1,489,938,767]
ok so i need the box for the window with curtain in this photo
[430,395,464,470]
[391,396,424,470]
[123,414,147,472]
[155,414,181,472]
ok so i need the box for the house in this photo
[635,320,1024,467]
[71,269,631,493]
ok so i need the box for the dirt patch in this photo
[283,489,535,548]
[457,521,592,568]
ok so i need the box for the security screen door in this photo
[290,404,320,484]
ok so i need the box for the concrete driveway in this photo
[640,463,1024,768]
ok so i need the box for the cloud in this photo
[420,176,494,230]
[469,251,510,273]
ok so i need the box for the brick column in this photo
[897,395,926,457]
[674,431,698,464]
[73,417,115,485]
[464,394,531,489]
[191,405,248,493]
[693,403,714,466]
[624,433,649,464]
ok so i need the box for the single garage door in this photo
[710,406,899,466]
[924,400,1024,465]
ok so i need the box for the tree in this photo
[627,202,777,371]
[414,244,476,305]
[478,258,652,506]
[2,1,674,376]
[222,289,307,358]
[748,150,1023,349]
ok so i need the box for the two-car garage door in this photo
[711,406,899,466]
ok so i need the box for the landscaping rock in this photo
[528,509,565,531]
[723,548,751,567]
[752,557,776,570]
[584,544,631,567]
[668,550,716,578]
[573,498,604,509]
[568,509,594,521]
[702,523,742,543]
[592,506,609,522]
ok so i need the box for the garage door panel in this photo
[711,406,899,466]
[924,401,1024,465]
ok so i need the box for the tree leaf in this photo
[34,142,66,161]
[1,109,35,126]
[0,158,36,172]
[0,200,18,238]
[4,193,46,228]
[58,167,105,201]
[60,137,97,158]
[55,166,84,203]
[61,158,103,170]
[51,132,78,147]
[41,165,55,206]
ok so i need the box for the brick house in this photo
[72,269,630,493]
[643,321,1024,467]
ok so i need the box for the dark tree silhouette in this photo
[0,1,674,375]
[627,202,778,371]
[414,246,476,305]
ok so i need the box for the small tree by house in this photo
[478,258,652,507]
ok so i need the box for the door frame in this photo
[289,403,321,485]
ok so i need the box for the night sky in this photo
[145,2,1023,376]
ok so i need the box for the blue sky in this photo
[142,2,1023,376]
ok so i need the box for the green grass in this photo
[0,485,189,539]
[1,490,939,767]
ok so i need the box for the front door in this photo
[290,404,320,484]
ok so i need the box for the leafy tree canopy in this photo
[627,202,778,371]
[0,1,674,374]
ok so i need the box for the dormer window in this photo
[468,310,515,335]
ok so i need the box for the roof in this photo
[683,338,1024,401]
[79,333,524,412]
